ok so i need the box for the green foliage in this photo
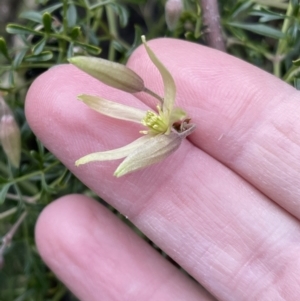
[1,0,300,300]
[223,0,300,79]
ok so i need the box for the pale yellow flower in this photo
[69,36,195,177]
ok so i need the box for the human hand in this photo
[25,38,300,300]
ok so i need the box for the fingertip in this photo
[35,194,93,263]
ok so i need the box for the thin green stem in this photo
[6,193,39,204]
[274,1,294,77]
[106,5,117,61]
[0,211,28,255]
[252,0,288,10]
[91,5,104,33]
[58,0,69,62]
[8,160,60,185]
[0,207,18,220]
[144,87,164,103]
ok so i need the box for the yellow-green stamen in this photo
[142,106,169,134]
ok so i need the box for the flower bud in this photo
[165,0,183,31]
[69,56,145,93]
[0,112,21,168]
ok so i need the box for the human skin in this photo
[25,38,300,300]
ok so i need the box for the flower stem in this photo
[144,87,164,103]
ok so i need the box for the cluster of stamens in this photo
[141,106,169,135]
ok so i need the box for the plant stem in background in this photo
[106,5,117,61]
[199,0,226,52]
[0,211,27,269]
[273,1,294,77]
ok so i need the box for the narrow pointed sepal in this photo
[68,56,145,93]
[75,135,151,166]
[141,36,176,117]
[114,132,182,177]
[78,94,146,123]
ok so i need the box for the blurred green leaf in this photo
[42,12,52,33]
[0,37,11,60]
[67,4,77,28]
[8,70,14,87]
[0,86,13,93]
[250,9,286,22]
[13,48,28,68]
[0,184,11,205]
[74,41,101,55]
[294,77,300,90]
[67,42,74,58]
[70,26,81,40]
[292,58,300,66]
[24,51,53,62]
[287,23,299,44]
[125,25,142,57]
[19,11,43,23]
[230,1,253,19]
[111,4,129,28]
[40,3,63,14]
[32,38,47,55]
[184,31,198,41]
[227,22,285,39]
[6,24,44,36]
[229,26,248,41]
[0,176,9,185]
[291,0,300,10]
[85,0,113,10]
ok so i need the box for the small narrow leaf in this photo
[230,1,252,19]
[0,86,13,93]
[19,11,43,23]
[250,9,285,23]
[42,12,52,33]
[32,38,47,55]
[111,4,129,28]
[6,24,44,36]
[40,3,63,14]
[125,25,142,57]
[292,58,300,67]
[227,22,285,39]
[8,71,14,87]
[67,42,74,58]
[24,51,53,62]
[13,48,28,68]
[67,4,77,28]
[74,41,101,55]
[0,184,11,204]
[70,26,81,40]
[294,78,300,90]
[0,37,11,60]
